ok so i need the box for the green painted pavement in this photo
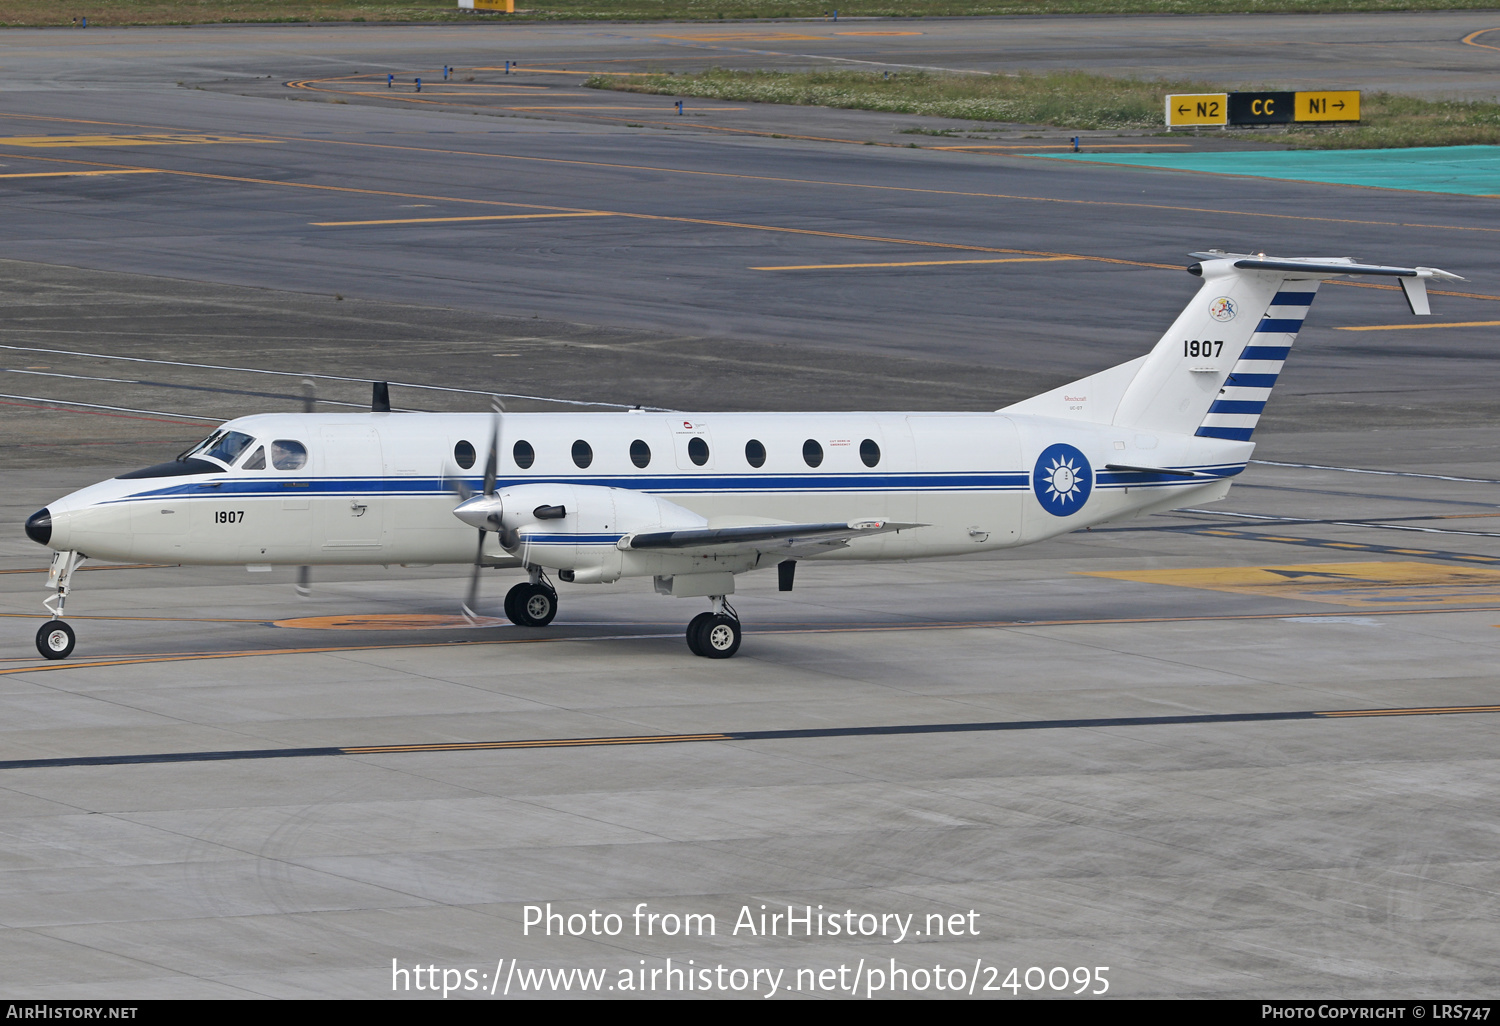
[1036,146,1500,197]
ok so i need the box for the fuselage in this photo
[34,410,1249,570]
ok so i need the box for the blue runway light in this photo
[387,74,393,88]
[676,101,683,115]
[415,77,421,92]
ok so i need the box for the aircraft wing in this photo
[619,519,923,558]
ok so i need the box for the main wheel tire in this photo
[512,583,558,627]
[685,611,716,656]
[36,620,75,660]
[503,583,525,625]
[699,615,741,659]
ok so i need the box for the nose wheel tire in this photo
[504,582,557,627]
[36,620,75,660]
[688,614,741,659]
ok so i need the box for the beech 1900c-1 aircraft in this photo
[23,252,1460,660]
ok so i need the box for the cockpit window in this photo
[186,429,255,466]
[241,446,267,470]
[271,440,308,471]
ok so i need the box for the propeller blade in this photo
[483,400,502,498]
[300,378,317,413]
[296,565,311,598]
[461,529,485,624]
[445,474,475,502]
[463,400,505,623]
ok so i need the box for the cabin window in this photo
[454,440,476,469]
[860,438,881,468]
[189,429,254,466]
[630,439,651,468]
[271,440,308,471]
[688,437,709,466]
[241,446,266,470]
[513,440,535,469]
[802,439,823,468]
[745,439,766,468]
[572,439,593,469]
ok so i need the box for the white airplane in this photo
[23,252,1459,660]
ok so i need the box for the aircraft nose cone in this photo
[24,508,52,546]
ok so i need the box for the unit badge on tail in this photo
[1208,296,1237,322]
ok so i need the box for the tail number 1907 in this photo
[1184,340,1223,358]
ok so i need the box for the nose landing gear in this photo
[36,620,75,660]
[36,550,84,660]
[686,596,741,658]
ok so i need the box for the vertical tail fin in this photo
[1192,279,1319,441]
[1004,253,1463,435]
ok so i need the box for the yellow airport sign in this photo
[1165,93,1229,127]
[459,0,514,10]
[1295,90,1360,122]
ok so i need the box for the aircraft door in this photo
[316,425,385,553]
[669,418,714,471]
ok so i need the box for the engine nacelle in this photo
[455,483,709,582]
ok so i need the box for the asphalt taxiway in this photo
[0,16,1498,999]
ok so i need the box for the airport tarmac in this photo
[0,16,1499,999]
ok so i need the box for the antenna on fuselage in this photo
[372,381,391,413]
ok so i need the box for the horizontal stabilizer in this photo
[1189,253,1464,283]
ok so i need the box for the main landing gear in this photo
[686,596,741,659]
[36,550,83,660]
[503,568,558,628]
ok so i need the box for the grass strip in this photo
[588,68,1500,148]
[2,0,1499,27]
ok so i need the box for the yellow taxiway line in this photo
[310,212,617,227]
[0,169,165,179]
[751,256,1084,270]
[1461,27,1500,52]
[1335,320,1500,331]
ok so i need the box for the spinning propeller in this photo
[296,378,318,598]
[452,402,505,623]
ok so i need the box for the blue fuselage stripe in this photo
[106,466,1249,504]
[524,534,625,545]
[115,472,1038,502]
